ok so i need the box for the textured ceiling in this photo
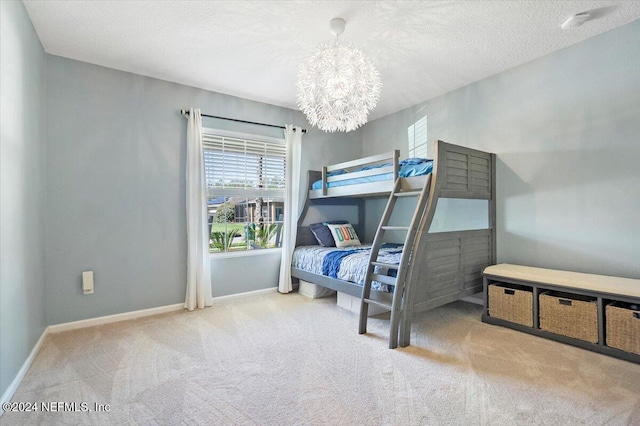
[23,1,640,121]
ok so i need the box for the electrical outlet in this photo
[82,271,94,294]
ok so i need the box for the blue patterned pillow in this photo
[309,220,348,247]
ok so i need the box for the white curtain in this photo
[185,108,213,310]
[278,125,303,293]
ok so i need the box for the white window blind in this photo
[203,133,286,199]
[408,115,428,159]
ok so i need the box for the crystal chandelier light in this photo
[296,18,382,133]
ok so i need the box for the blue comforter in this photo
[322,249,366,278]
[293,244,403,292]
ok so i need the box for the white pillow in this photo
[326,223,362,248]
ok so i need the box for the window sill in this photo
[210,248,282,260]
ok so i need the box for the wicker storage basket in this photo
[539,291,598,343]
[488,283,533,327]
[606,302,640,355]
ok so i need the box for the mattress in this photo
[292,244,403,292]
[311,158,433,190]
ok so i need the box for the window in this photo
[408,115,428,159]
[203,129,286,254]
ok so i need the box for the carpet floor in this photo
[2,292,639,425]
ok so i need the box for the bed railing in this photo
[319,150,400,196]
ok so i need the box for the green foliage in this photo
[265,176,285,189]
[210,230,238,252]
[214,201,236,223]
[226,179,251,188]
[210,223,244,234]
[246,223,279,248]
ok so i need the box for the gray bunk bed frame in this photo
[291,140,497,348]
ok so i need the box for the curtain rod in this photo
[180,109,307,134]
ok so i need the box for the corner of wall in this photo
[0,0,49,402]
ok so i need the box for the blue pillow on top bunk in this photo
[309,220,348,247]
[360,162,391,171]
[400,160,433,177]
[400,157,430,166]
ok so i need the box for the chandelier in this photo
[296,18,382,133]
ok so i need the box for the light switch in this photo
[82,271,94,294]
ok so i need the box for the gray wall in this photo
[210,252,282,298]
[0,0,47,399]
[362,20,640,279]
[45,55,362,324]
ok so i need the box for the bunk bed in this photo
[291,140,496,348]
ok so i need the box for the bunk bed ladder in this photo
[358,178,430,349]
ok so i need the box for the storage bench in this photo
[482,263,640,364]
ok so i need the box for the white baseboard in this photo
[210,287,278,304]
[48,287,279,333]
[0,328,49,415]
[0,287,279,415]
[48,303,185,334]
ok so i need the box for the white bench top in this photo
[484,264,640,299]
